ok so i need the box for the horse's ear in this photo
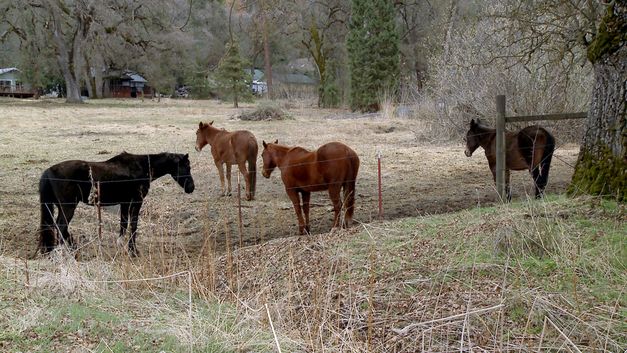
[470,119,475,126]
[262,140,267,148]
[184,153,189,159]
[209,121,214,125]
[274,139,278,144]
[199,122,203,128]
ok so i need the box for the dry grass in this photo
[1,97,612,351]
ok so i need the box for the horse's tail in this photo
[247,138,258,200]
[535,129,555,197]
[38,169,57,254]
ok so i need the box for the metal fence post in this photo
[377,151,383,220]
[496,95,506,200]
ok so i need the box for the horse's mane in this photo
[106,151,141,163]
[473,120,494,132]
[288,146,310,154]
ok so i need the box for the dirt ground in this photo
[0,98,581,260]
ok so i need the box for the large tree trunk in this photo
[261,6,273,99]
[47,3,84,103]
[569,3,626,201]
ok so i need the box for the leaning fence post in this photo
[495,95,506,200]
[377,150,383,220]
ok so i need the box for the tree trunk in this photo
[83,62,94,99]
[47,3,83,103]
[304,19,326,107]
[233,80,239,108]
[261,7,273,99]
[569,3,626,201]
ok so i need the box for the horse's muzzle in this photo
[184,180,195,193]
[262,170,271,178]
[195,146,201,152]
[464,148,472,157]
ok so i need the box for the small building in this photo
[249,69,267,95]
[250,68,318,98]
[274,73,317,98]
[103,71,153,98]
[0,68,35,98]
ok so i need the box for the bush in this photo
[237,103,292,121]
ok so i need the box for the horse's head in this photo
[261,139,279,178]
[464,119,483,157]
[171,153,195,193]
[195,121,214,152]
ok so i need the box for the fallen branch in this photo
[391,303,504,336]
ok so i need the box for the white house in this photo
[0,68,33,97]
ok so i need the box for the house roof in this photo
[127,73,147,83]
[275,73,317,85]
[105,70,148,83]
[252,69,317,85]
[0,68,20,75]
[251,69,264,81]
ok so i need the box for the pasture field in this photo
[0,98,624,352]
[0,98,580,259]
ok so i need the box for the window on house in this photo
[0,80,11,92]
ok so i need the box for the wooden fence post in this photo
[495,95,506,200]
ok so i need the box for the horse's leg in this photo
[127,202,142,256]
[302,191,311,234]
[287,190,306,235]
[328,185,342,229]
[215,161,227,196]
[118,203,130,248]
[237,161,252,201]
[56,202,77,249]
[226,164,233,196]
[505,169,512,202]
[343,181,356,228]
[530,166,541,197]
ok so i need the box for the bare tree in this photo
[1,0,185,103]
[495,0,624,199]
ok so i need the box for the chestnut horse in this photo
[465,119,555,199]
[195,121,258,200]
[39,152,195,256]
[261,140,360,235]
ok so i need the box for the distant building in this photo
[0,68,35,98]
[249,69,267,95]
[250,68,318,98]
[274,72,317,98]
[103,71,153,98]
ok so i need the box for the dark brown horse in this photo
[195,121,258,200]
[465,119,555,199]
[261,140,360,235]
[39,152,195,256]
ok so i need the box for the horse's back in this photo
[231,130,258,153]
[316,142,359,181]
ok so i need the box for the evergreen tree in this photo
[347,0,400,112]
[216,40,252,108]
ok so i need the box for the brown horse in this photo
[261,140,360,235]
[195,121,258,200]
[465,119,555,199]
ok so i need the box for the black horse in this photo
[38,152,195,256]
